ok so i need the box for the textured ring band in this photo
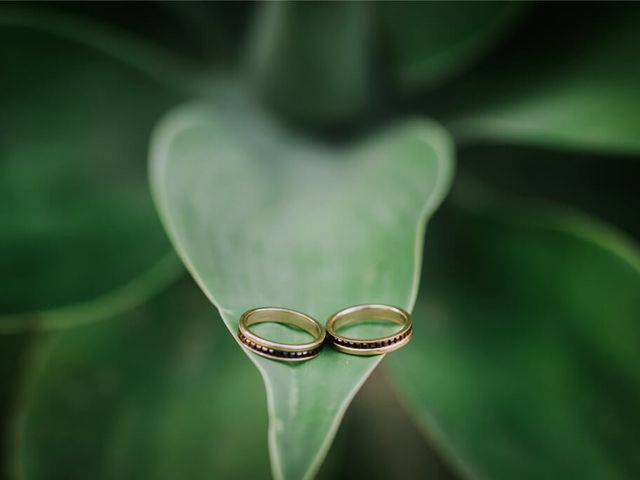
[326,304,412,356]
[238,307,325,362]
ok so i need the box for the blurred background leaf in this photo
[457,145,640,240]
[389,185,640,479]
[0,9,196,330]
[150,93,453,479]
[441,3,640,154]
[0,334,32,479]
[320,369,458,480]
[55,1,254,66]
[16,278,271,480]
[247,1,372,124]
[378,1,525,91]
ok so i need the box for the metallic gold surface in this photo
[238,307,325,361]
[326,304,412,356]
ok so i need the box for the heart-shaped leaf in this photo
[389,189,640,478]
[445,5,640,154]
[378,1,525,90]
[0,8,194,330]
[150,94,453,479]
[16,278,271,480]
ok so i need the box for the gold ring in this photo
[238,307,325,361]
[326,304,412,356]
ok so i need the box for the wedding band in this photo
[238,307,325,361]
[326,304,412,356]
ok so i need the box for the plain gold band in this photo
[238,307,325,361]
[326,304,412,356]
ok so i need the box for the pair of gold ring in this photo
[237,304,412,362]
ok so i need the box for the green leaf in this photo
[324,369,457,480]
[378,1,524,90]
[456,145,640,240]
[388,190,640,479]
[0,333,31,479]
[247,1,371,123]
[150,94,453,479]
[16,278,270,480]
[445,5,640,154]
[0,9,195,329]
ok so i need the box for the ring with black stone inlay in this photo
[238,307,325,362]
[326,304,412,356]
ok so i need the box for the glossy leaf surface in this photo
[150,95,453,479]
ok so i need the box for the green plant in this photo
[2,3,639,480]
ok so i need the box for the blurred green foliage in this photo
[249,2,371,123]
[391,190,640,478]
[0,10,187,328]
[378,2,524,90]
[1,2,639,480]
[444,6,640,153]
[19,279,270,480]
